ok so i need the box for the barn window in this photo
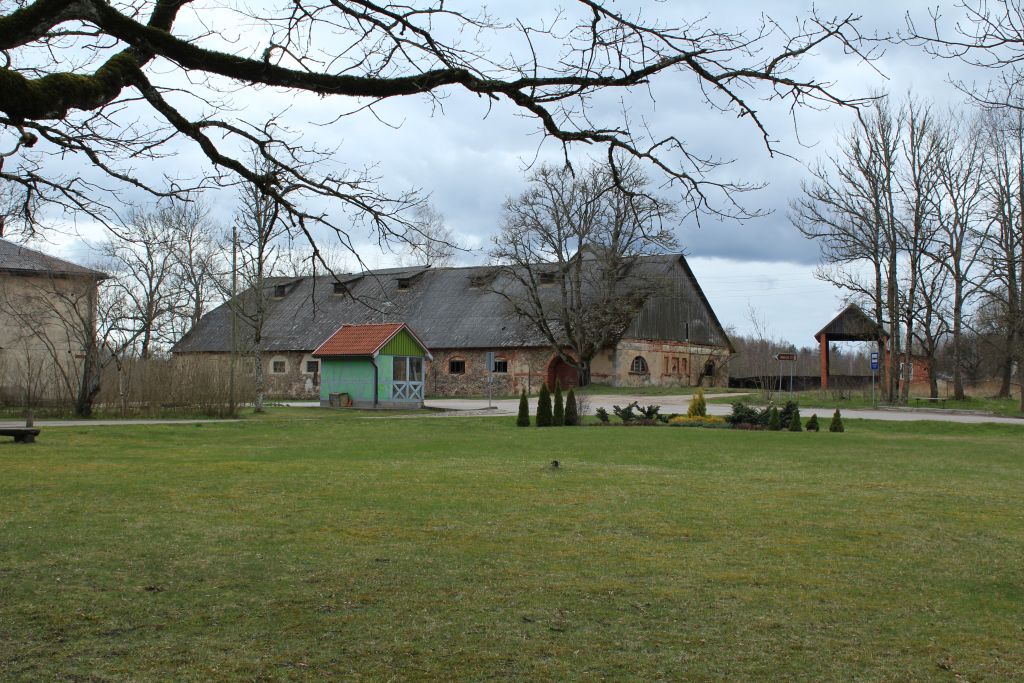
[449,359,466,375]
[305,360,319,374]
[332,282,346,295]
[630,356,648,374]
[539,271,556,285]
[271,359,287,374]
[397,278,411,290]
[492,359,508,373]
[273,284,288,298]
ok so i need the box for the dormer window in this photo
[333,282,347,295]
[397,278,411,290]
[470,276,487,288]
[273,284,288,298]
[539,271,556,285]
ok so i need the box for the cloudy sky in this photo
[19,0,994,344]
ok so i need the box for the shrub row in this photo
[518,382,580,427]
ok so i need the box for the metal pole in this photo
[229,223,238,413]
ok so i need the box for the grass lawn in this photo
[1,411,1022,680]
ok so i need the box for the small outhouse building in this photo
[312,323,432,409]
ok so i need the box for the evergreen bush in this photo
[536,383,553,427]
[788,406,802,431]
[767,405,781,431]
[553,380,565,426]
[595,407,610,423]
[779,400,799,429]
[564,389,579,426]
[687,389,707,417]
[829,409,844,433]
[516,389,530,427]
[806,414,820,432]
[726,401,760,426]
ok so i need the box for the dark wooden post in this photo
[818,334,829,390]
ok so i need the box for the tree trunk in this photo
[253,345,265,413]
[952,281,966,400]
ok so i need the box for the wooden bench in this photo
[0,428,41,443]
[912,397,947,408]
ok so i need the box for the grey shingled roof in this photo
[0,238,106,278]
[172,254,732,353]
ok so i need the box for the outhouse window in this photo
[630,356,648,374]
[449,359,466,374]
[492,359,508,373]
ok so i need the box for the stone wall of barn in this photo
[262,351,322,398]
[426,347,553,397]
[590,338,731,389]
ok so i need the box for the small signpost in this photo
[486,351,495,408]
[870,351,880,406]
[776,352,797,394]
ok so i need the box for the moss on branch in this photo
[0,52,140,121]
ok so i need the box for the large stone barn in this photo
[171,254,733,398]
[0,238,106,404]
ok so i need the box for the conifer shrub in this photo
[778,400,799,429]
[726,401,760,426]
[767,405,782,431]
[829,409,845,433]
[595,407,610,423]
[564,388,579,426]
[806,414,820,432]
[788,406,802,431]
[553,380,565,426]
[687,389,707,417]
[516,389,530,427]
[536,383,553,427]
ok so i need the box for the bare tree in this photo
[279,242,353,279]
[490,160,677,385]
[894,97,944,402]
[225,154,290,413]
[99,208,182,359]
[978,104,1024,406]
[398,205,457,267]
[166,200,219,339]
[792,97,904,400]
[930,112,987,400]
[1,2,873,265]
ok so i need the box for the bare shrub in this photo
[96,356,253,417]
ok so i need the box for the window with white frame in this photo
[630,356,648,374]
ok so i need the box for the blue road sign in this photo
[870,352,880,371]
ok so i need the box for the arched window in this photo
[630,356,648,374]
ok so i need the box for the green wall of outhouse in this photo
[319,356,398,404]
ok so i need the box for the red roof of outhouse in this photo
[312,323,430,358]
